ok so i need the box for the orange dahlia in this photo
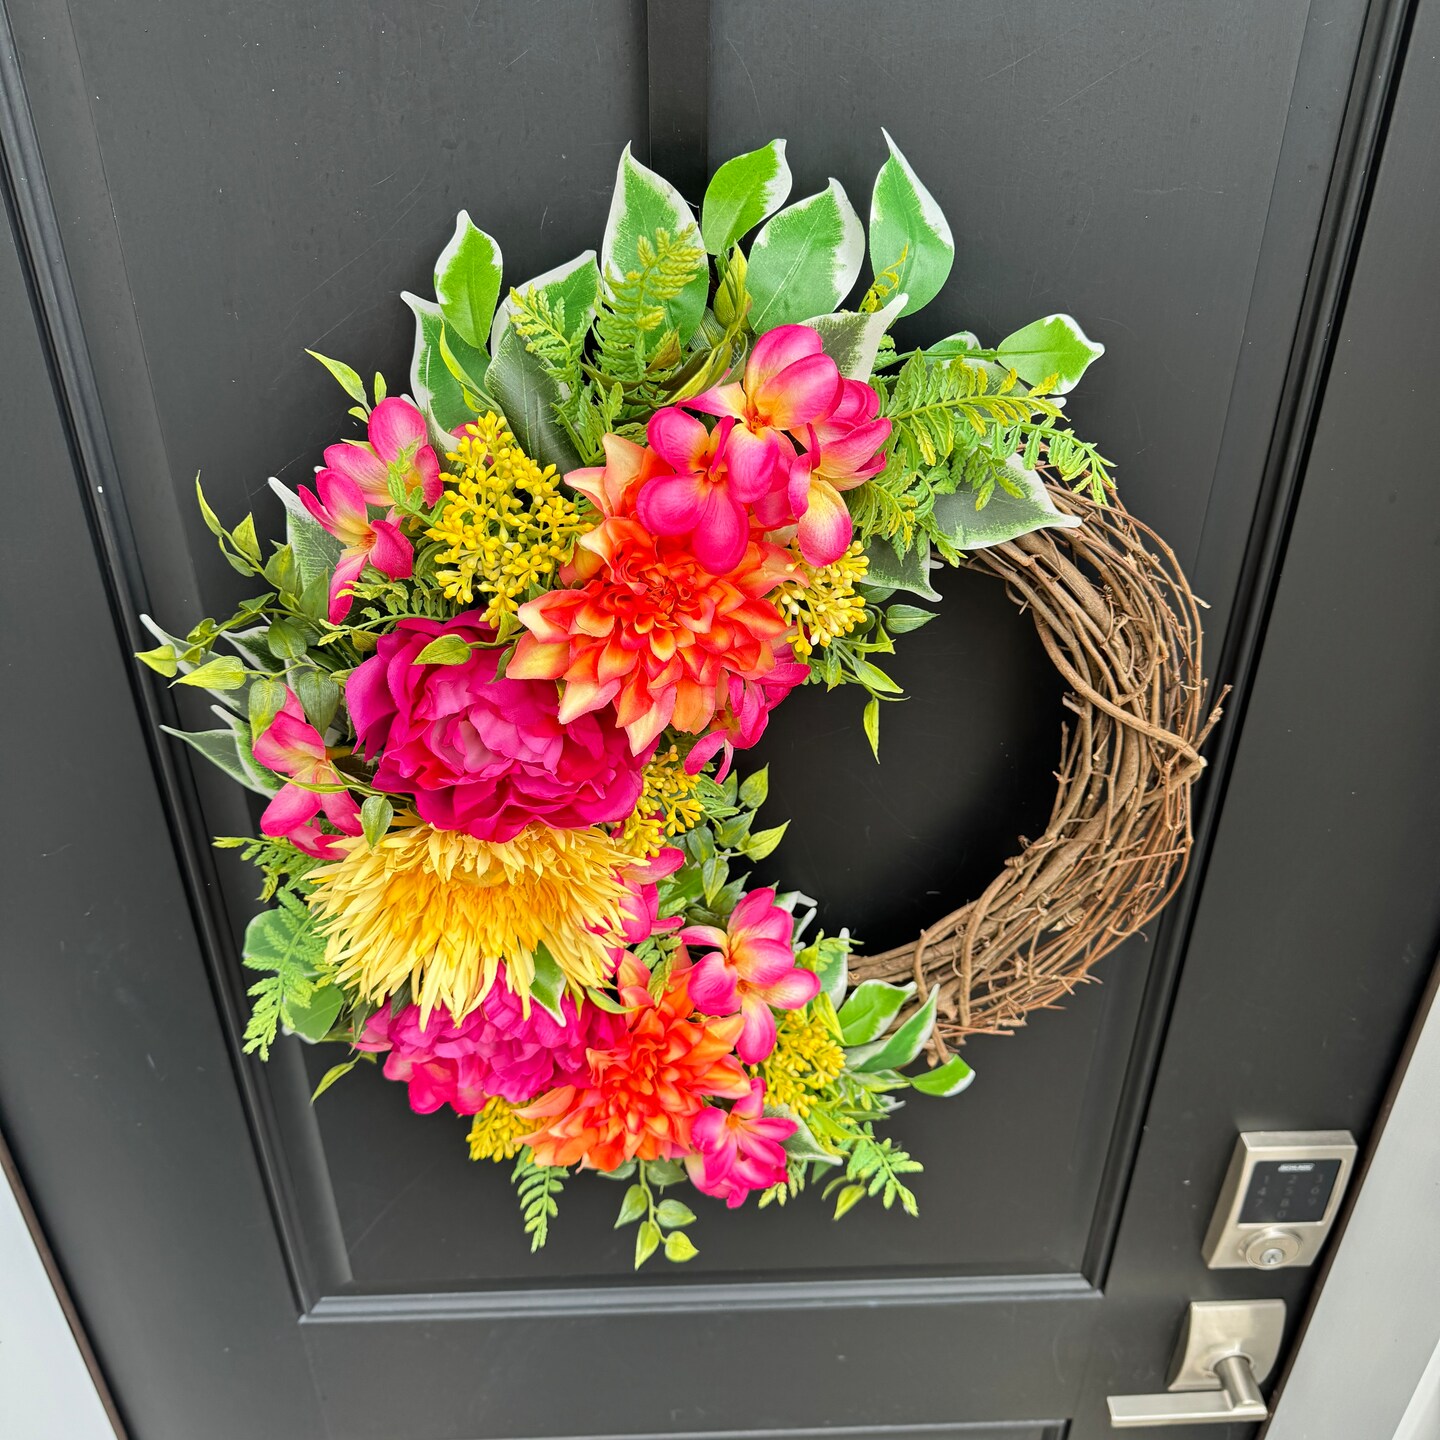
[507,435,791,753]
[518,958,750,1170]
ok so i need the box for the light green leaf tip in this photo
[700,139,792,254]
[434,210,504,350]
[995,314,1105,394]
[870,129,955,318]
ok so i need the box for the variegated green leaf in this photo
[802,293,907,380]
[909,1054,975,1098]
[434,211,503,349]
[862,538,941,600]
[996,314,1105,394]
[869,130,954,318]
[489,250,601,356]
[747,180,865,332]
[930,455,1083,551]
[701,139,792,254]
[402,292,485,437]
[601,145,707,342]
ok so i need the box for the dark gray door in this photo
[3,2,1437,1436]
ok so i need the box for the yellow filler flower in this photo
[762,999,846,1116]
[307,820,634,1024]
[774,542,870,661]
[427,412,587,626]
[467,1098,527,1163]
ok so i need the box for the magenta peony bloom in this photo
[358,977,624,1113]
[347,612,647,840]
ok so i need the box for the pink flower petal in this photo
[636,471,707,536]
[745,325,824,392]
[690,489,749,574]
[735,994,779,1064]
[763,967,821,1010]
[757,353,842,430]
[259,782,321,837]
[721,424,779,502]
[414,446,442,505]
[794,479,853,567]
[735,938,800,988]
[647,407,711,470]
[367,517,414,579]
[687,381,748,421]
[367,397,427,464]
[320,788,364,835]
[327,550,367,623]
[324,443,390,506]
[688,955,741,1016]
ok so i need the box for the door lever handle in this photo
[1107,1299,1285,1428]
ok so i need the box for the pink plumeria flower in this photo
[251,689,362,858]
[319,397,443,509]
[636,410,775,574]
[689,325,842,492]
[685,1078,796,1207]
[681,887,820,1063]
[298,470,413,623]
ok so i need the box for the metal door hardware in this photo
[1108,1299,1285,1428]
[1202,1130,1356,1269]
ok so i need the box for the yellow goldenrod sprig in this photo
[775,542,871,661]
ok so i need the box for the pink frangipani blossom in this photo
[298,469,412,623]
[250,689,361,858]
[684,1078,795,1207]
[682,887,819,1064]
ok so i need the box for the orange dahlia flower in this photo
[507,436,791,754]
[518,958,750,1171]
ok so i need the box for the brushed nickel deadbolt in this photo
[1108,1299,1285,1428]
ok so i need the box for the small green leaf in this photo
[863,696,881,761]
[743,822,788,861]
[584,986,632,1015]
[135,644,178,677]
[247,676,288,738]
[700,139,792,254]
[293,670,341,732]
[701,855,729,907]
[851,658,902,695]
[869,129,955,318]
[175,656,247,691]
[884,604,936,635]
[655,1199,697,1229]
[602,145,707,342]
[194,478,225,539]
[848,987,939,1071]
[311,1058,359,1102]
[529,942,568,1022]
[909,1053,976,1098]
[360,795,394,848]
[263,544,298,595]
[645,1159,685,1187]
[833,1183,867,1220]
[862,538,940,601]
[836,979,914,1046]
[663,1231,699,1263]
[814,940,850,1009]
[413,634,473,666]
[995,314,1105,394]
[634,1220,662,1269]
[283,982,344,1043]
[231,514,263,567]
[738,766,769,810]
[434,210,504,350]
[614,1184,647,1228]
[160,725,278,797]
[747,180,866,331]
[306,349,369,407]
[265,616,309,661]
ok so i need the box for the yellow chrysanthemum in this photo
[467,1098,527,1162]
[307,820,634,1024]
[762,998,846,1116]
[618,745,704,857]
[427,413,588,625]
[774,542,870,660]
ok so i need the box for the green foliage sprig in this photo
[512,1152,566,1253]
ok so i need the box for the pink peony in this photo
[347,612,647,840]
[358,977,624,1113]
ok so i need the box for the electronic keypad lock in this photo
[1202,1131,1356,1270]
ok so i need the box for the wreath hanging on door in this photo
[138,137,1219,1266]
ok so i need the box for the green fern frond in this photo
[512,1151,566,1252]
[240,888,327,1060]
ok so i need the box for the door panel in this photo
[3,1,1430,1436]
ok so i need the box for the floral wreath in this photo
[138,137,1216,1267]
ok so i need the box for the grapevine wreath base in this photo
[137,135,1224,1264]
[852,487,1224,1043]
